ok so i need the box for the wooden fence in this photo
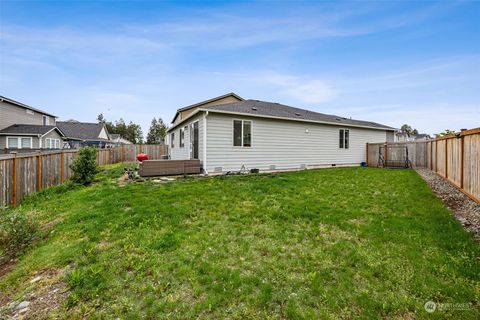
[366,141,428,168]
[0,144,164,207]
[367,127,480,203]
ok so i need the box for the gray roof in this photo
[204,100,394,130]
[0,124,61,136]
[56,121,108,140]
[0,95,57,117]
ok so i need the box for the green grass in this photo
[0,165,479,319]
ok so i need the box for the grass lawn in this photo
[0,166,479,319]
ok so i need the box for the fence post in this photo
[445,139,448,179]
[366,143,369,165]
[435,139,438,173]
[384,143,388,167]
[11,152,17,207]
[37,152,42,192]
[60,151,65,183]
[460,134,465,189]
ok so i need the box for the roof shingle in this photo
[0,124,59,135]
[204,100,394,130]
[56,121,107,140]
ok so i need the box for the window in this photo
[42,115,49,125]
[180,127,185,148]
[339,129,349,149]
[170,133,175,148]
[21,138,32,148]
[7,137,18,148]
[233,120,252,147]
[45,138,60,149]
[7,137,32,149]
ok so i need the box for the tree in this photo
[97,113,115,134]
[400,124,413,134]
[146,117,168,144]
[70,146,98,185]
[400,124,421,136]
[436,129,456,137]
[125,121,144,144]
[96,114,144,143]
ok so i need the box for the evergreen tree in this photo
[146,117,168,144]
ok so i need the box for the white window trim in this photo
[339,128,350,149]
[42,115,49,125]
[170,132,175,148]
[232,119,253,148]
[180,126,186,148]
[45,138,61,149]
[7,136,33,149]
[189,120,199,159]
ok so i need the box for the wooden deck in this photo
[139,159,201,176]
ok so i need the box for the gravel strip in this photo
[416,168,480,241]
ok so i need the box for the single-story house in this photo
[56,120,112,148]
[109,134,133,145]
[167,93,395,174]
[0,124,65,150]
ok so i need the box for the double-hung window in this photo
[7,137,32,149]
[339,129,349,149]
[170,133,175,148]
[233,120,252,147]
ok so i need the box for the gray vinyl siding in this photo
[41,130,63,149]
[205,113,389,173]
[0,100,55,130]
[169,114,204,164]
[0,136,40,150]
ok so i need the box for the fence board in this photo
[0,144,164,207]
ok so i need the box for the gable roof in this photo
[0,124,64,136]
[170,99,395,131]
[0,95,57,118]
[171,92,243,123]
[56,121,109,141]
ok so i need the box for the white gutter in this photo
[203,111,208,175]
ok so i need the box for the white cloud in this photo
[261,73,337,104]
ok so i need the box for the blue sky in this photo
[1,1,479,135]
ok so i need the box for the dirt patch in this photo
[0,257,18,278]
[0,269,69,319]
[416,168,480,241]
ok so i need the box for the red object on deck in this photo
[137,153,149,162]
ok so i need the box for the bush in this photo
[70,146,98,185]
[0,211,39,263]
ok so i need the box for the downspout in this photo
[203,111,208,175]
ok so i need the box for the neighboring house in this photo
[56,120,112,148]
[411,133,432,141]
[109,134,133,145]
[395,131,432,142]
[166,93,395,174]
[0,125,64,150]
[0,95,64,152]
